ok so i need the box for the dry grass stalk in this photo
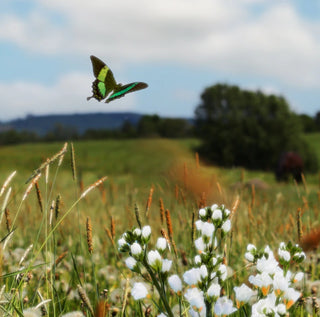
[95,300,107,317]
[35,182,43,213]
[77,284,94,315]
[300,227,320,252]
[19,244,33,266]
[121,278,130,316]
[80,176,108,199]
[45,160,50,184]
[160,229,171,251]
[195,152,200,169]
[301,173,308,193]
[5,208,11,232]
[58,142,68,167]
[251,184,255,208]
[159,198,165,224]
[191,210,195,245]
[134,203,142,229]
[70,143,77,181]
[248,205,254,224]
[110,216,115,239]
[183,162,188,190]
[55,250,68,267]
[145,185,154,216]
[0,187,12,226]
[230,195,240,220]
[216,182,222,197]
[23,173,41,201]
[49,200,55,227]
[105,227,115,248]
[175,184,179,201]
[26,143,68,184]
[198,192,206,209]
[55,194,61,219]
[165,209,173,241]
[0,171,16,197]
[296,208,303,243]
[86,217,93,254]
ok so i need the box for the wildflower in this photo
[276,303,287,315]
[183,268,201,286]
[249,272,273,296]
[234,284,254,306]
[117,237,127,249]
[245,252,255,262]
[251,294,277,316]
[125,257,137,271]
[201,222,215,239]
[147,250,162,270]
[207,283,221,298]
[283,287,301,309]
[212,208,222,220]
[130,242,142,256]
[194,255,201,265]
[224,208,231,216]
[293,251,306,262]
[256,250,279,274]
[133,228,141,236]
[218,264,227,281]
[156,237,167,251]
[199,265,208,279]
[214,296,237,316]
[131,282,148,300]
[273,271,289,296]
[195,220,205,231]
[221,219,231,233]
[199,208,207,217]
[161,259,172,273]
[184,288,205,312]
[292,272,304,283]
[194,237,206,253]
[278,247,290,262]
[211,204,218,211]
[142,225,151,239]
[168,274,182,293]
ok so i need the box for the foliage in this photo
[194,83,318,172]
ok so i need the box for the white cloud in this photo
[0,73,137,120]
[0,0,319,89]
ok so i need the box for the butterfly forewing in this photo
[106,82,148,103]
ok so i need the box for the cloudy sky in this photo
[0,0,319,121]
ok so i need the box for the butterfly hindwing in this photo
[106,82,148,103]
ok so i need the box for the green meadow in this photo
[0,136,319,316]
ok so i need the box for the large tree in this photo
[194,83,317,172]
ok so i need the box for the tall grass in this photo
[0,139,319,316]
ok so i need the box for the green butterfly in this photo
[87,55,148,103]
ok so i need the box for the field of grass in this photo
[0,137,319,316]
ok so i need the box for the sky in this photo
[0,0,319,121]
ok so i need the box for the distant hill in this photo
[0,112,143,135]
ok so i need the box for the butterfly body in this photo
[87,55,148,103]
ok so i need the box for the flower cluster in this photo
[240,242,305,316]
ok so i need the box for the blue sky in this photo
[0,0,319,121]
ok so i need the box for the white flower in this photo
[201,222,215,238]
[131,282,148,300]
[23,308,42,317]
[183,268,201,286]
[247,244,256,252]
[211,204,218,210]
[117,238,127,249]
[161,259,172,273]
[245,252,255,262]
[234,284,254,304]
[256,251,279,274]
[156,237,167,251]
[130,242,142,256]
[214,296,237,316]
[276,303,287,315]
[194,255,201,265]
[212,257,218,266]
[184,288,205,311]
[283,288,301,309]
[199,208,207,217]
[141,225,151,239]
[212,209,222,220]
[207,283,221,298]
[293,251,306,261]
[61,312,85,317]
[168,275,182,293]
[218,264,227,281]
[133,228,141,236]
[199,265,208,279]
[224,208,231,216]
[125,256,137,270]
[278,248,290,262]
[147,250,162,268]
[157,314,167,317]
[249,272,273,296]
[221,219,231,233]
[273,271,289,294]
[293,272,304,283]
[251,293,277,316]
[195,220,205,231]
[194,237,206,252]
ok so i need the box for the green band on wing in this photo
[98,81,107,97]
[110,83,137,98]
[97,66,109,82]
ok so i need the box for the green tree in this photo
[194,83,318,172]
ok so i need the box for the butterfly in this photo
[87,55,148,103]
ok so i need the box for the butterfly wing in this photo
[87,55,117,101]
[106,82,148,103]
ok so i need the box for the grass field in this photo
[0,137,319,316]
